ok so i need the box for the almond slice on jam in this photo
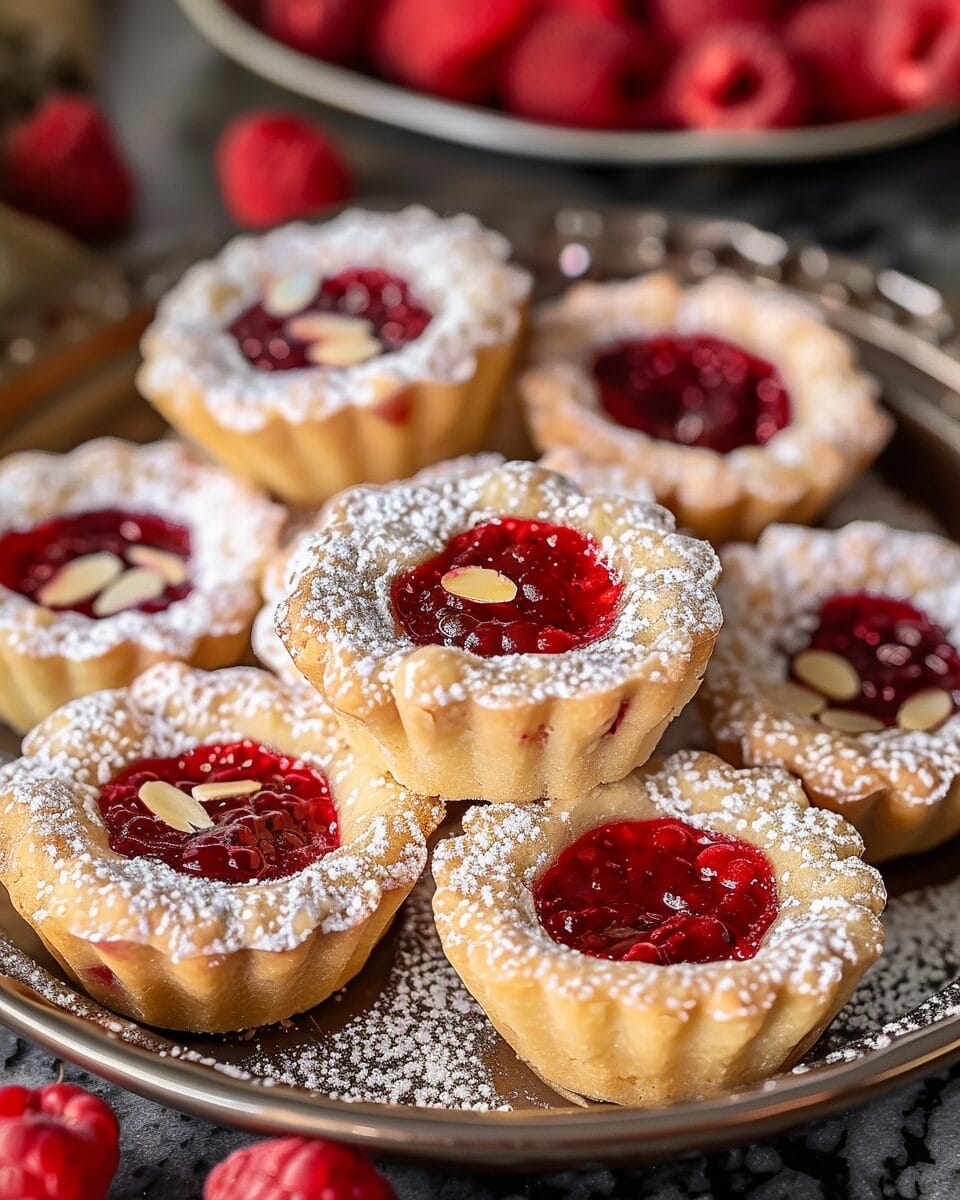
[36,552,124,608]
[897,688,954,732]
[191,779,261,802]
[262,269,318,318]
[792,649,861,702]
[819,708,885,734]
[127,545,189,586]
[137,780,214,833]
[440,566,519,605]
[769,680,827,717]
[305,336,382,368]
[285,312,374,343]
[92,567,167,617]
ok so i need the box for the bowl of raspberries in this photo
[180,0,960,161]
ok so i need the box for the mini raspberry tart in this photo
[0,663,442,1032]
[519,273,892,543]
[277,460,721,803]
[701,522,960,862]
[137,206,531,505]
[432,750,885,1106]
[0,438,285,734]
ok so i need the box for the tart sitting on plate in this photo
[0,438,285,734]
[519,273,892,543]
[137,206,532,505]
[277,459,721,803]
[432,750,885,1107]
[0,663,443,1032]
[701,522,960,862]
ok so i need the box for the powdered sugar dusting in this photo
[0,438,285,660]
[277,459,721,710]
[138,207,532,432]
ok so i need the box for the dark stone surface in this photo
[6,2,960,1195]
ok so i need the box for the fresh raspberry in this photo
[205,1137,395,1200]
[870,0,960,109]
[545,0,661,33]
[3,94,134,241]
[371,0,534,103]
[262,0,371,64]
[0,1083,119,1200]
[785,0,895,120]
[215,110,352,229]
[668,23,809,128]
[651,0,777,43]
[500,12,664,129]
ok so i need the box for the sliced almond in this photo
[792,650,861,702]
[92,567,166,617]
[286,312,374,343]
[896,688,954,732]
[306,335,381,367]
[769,680,827,717]
[819,708,885,734]
[37,552,123,608]
[263,269,318,317]
[441,566,518,604]
[138,780,214,832]
[128,545,189,586]
[191,779,261,802]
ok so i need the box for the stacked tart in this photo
[0,206,925,1109]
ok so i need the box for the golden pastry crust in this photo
[0,438,285,734]
[701,522,960,862]
[277,460,721,803]
[137,207,532,505]
[432,750,885,1107]
[519,273,892,543]
[0,662,443,1032]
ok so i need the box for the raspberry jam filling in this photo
[0,508,191,617]
[793,591,960,726]
[97,740,339,884]
[591,333,791,453]
[230,268,433,371]
[534,817,778,965]
[391,517,624,657]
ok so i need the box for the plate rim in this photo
[175,0,960,166]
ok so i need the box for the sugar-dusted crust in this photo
[277,459,721,803]
[137,207,532,505]
[519,273,892,544]
[0,663,443,1032]
[432,750,885,1107]
[701,522,960,862]
[0,438,285,733]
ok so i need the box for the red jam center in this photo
[591,333,791,453]
[97,741,339,884]
[534,817,778,965]
[391,517,624,657]
[0,508,191,617]
[230,268,433,371]
[795,591,960,725]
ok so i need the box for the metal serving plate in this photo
[177,0,960,165]
[2,208,960,1168]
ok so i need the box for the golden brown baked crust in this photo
[519,273,892,543]
[432,750,885,1107]
[0,438,285,733]
[276,460,722,803]
[701,522,960,862]
[0,662,443,1032]
[137,207,532,505]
